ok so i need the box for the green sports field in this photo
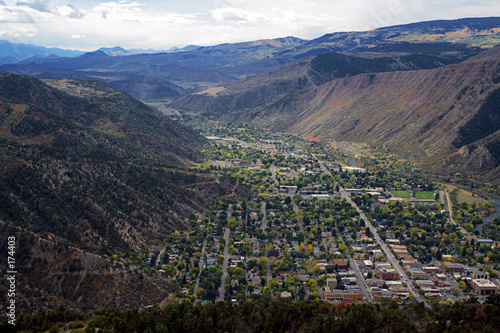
[415,191,435,200]
[390,190,412,199]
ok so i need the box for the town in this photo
[143,119,500,306]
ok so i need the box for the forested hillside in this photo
[0,72,241,311]
[2,296,500,333]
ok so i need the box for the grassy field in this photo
[390,190,412,199]
[415,191,435,200]
[456,188,490,205]
[440,183,490,205]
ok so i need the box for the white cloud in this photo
[58,5,85,19]
[0,0,498,50]
[92,1,144,20]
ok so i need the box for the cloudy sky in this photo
[0,0,499,51]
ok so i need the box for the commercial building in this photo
[472,279,498,296]
[473,271,490,280]
[379,268,398,280]
[326,278,338,290]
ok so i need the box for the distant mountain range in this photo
[0,40,84,64]
[0,17,498,100]
[1,17,500,182]
[0,40,201,65]
[174,46,500,182]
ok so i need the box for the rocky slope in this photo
[172,46,500,183]
[0,73,240,311]
[170,51,474,117]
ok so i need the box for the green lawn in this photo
[415,191,435,200]
[390,190,412,199]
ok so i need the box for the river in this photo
[474,193,500,235]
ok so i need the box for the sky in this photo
[0,0,499,51]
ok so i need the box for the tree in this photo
[459,280,466,290]
[435,249,442,261]
[269,278,279,289]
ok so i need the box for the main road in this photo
[217,205,232,302]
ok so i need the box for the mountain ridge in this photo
[0,72,237,251]
[1,18,498,100]
[0,72,246,311]
[172,46,500,183]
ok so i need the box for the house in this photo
[280,291,293,298]
[296,275,311,282]
[371,250,384,259]
[322,231,333,239]
[250,276,261,287]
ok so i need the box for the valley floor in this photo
[160,119,500,306]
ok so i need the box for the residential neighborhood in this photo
[145,120,500,306]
